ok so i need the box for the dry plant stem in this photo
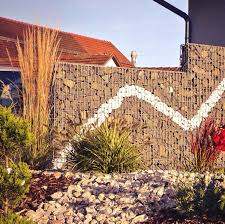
[5,156,8,168]
[3,153,10,214]
[16,208,27,215]
[2,146,9,168]
[16,27,60,157]
[4,198,9,214]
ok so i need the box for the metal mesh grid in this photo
[52,43,225,169]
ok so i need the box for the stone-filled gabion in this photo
[52,43,225,169]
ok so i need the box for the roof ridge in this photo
[71,33,111,44]
[64,54,111,58]
[107,41,131,63]
[0,16,112,44]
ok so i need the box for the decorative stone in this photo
[26,210,39,220]
[64,171,74,178]
[51,192,63,200]
[84,214,92,223]
[53,172,62,179]
[201,50,208,58]
[82,191,92,199]
[66,216,74,224]
[124,114,133,123]
[169,86,173,93]
[63,79,75,88]
[91,81,99,90]
[96,214,106,222]
[49,221,64,224]
[153,186,165,197]
[131,214,148,223]
[86,206,97,215]
[80,111,88,120]
[104,207,113,215]
[38,216,49,224]
[73,191,82,198]
[108,193,115,200]
[138,70,145,76]
[98,193,105,201]
[101,74,110,83]
[42,186,48,190]
[68,184,82,194]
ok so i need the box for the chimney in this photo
[131,51,138,67]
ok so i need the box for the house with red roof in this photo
[0,16,133,71]
[0,16,133,106]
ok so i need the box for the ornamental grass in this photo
[67,119,143,174]
[185,117,224,173]
[16,26,60,169]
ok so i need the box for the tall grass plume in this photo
[16,26,60,168]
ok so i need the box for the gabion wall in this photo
[53,43,225,169]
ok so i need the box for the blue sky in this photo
[0,0,187,67]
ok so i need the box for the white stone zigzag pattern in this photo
[84,80,225,131]
[53,79,225,169]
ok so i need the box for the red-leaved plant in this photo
[187,117,224,173]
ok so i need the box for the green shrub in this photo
[21,142,53,170]
[0,162,31,214]
[219,193,225,211]
[218,181,225,211]
[67,119,143,173]
[0,211,33,224]
[175,176,225,219]
[0,106,33,167]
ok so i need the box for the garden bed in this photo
[16,170,225,224]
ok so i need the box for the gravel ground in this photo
[15,170,225,224]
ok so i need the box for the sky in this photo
[0,0,187,67]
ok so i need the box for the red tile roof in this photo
[0,38,18,67]
[0,17,133,68]
[60,54,120,66]
[141,67,181,72]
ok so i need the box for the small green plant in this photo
[217,180,225,211]
[21,141,53,170]
[175,176,225,219]
[67,119,143,173]
[176,180,195,214]
[0,211,33,224]
[0,162,31,214]
[219,193,225,211]
[0,106,33,167]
